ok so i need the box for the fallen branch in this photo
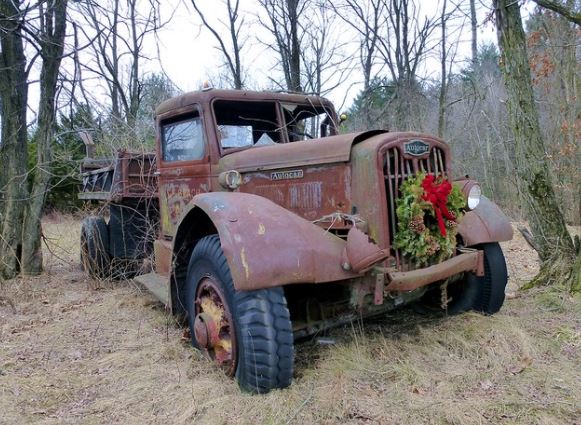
[517,225,539,253]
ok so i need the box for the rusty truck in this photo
[79,89,513,393]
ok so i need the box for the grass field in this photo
[0,214,579,424]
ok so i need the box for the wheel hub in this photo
[193,277,237,376]
[193,313,219,348]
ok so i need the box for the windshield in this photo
[214,100,280,150]
[281,103,337,142]
[213,99,337,151]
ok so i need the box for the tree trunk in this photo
[288,0,302,92]
[438,0,448,138]
[494,0,579,292]
[470,0,478,64]
[21,0,68,275]
[0,0,29,279]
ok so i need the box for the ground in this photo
[0,215,579,425]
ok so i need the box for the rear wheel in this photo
[185,235,294,393]
[80,216,111,278]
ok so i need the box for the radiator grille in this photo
[383,146,447,271]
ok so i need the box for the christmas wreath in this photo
[393,173,466,266]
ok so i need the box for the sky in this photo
[21,0,534,123]
[152,0,503,110]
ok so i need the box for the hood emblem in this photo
[271,169,304,181]
[404,139,430,156]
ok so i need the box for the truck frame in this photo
[79,89,513,393]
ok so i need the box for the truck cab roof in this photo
[155,89,334,117]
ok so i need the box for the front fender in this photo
[458,196,513,247]
[187,192,358,291]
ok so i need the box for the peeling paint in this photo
[240,247,249,280]
[289,181,322,210]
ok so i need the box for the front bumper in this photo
[377,249,484,293]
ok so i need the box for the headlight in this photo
[467,184,481,210]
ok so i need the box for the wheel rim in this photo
[193,276,237,376]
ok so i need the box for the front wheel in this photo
[185,235,294,393]
[415,243,508,315]
[448,242,508,314]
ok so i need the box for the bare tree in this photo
[21,0,69,274]
[73,0,164,127]
[0,0,29,279]
[258,0,308,92]
[438,0,449,138]
[191,0,246,89]
[375,0,438,130]
[331,0,386,126]
[437,0,464,138]
[301,3,352,96]
[470,0,478,63]
[494,0,579,292]
[0,0,68,278]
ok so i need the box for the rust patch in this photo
[289,181,322,210]
[458,196,513,246]
[384,250,482,292]
[342,227,389,273]
[238,164,351,222]
[191,192,358,291]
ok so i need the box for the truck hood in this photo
[218,130,387,172]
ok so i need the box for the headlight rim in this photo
[467,183,481,210]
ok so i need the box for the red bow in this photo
[421,175,455,236]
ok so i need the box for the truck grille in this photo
[383,146,447,271]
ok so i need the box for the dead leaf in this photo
[507,356,533,374]
[479,379,494,390]
[412,387,426,395]
[181,329,191,342]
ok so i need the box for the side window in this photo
[162,113,205,162]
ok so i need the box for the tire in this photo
[185,235,294,394]
[469,243,508,314]
[445,242,508,314]
[80,216,111,279]
[414,243,508,315]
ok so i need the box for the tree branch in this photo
[532,0,581,25]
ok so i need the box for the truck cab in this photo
[79,89,513,394]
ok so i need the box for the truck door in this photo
[157,105,211,237]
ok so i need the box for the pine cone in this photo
[409,215,426,234]
[425,235,440,256]
[446,220,457,229]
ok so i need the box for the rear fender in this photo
[458,196,513,247]
[179,192,358,291]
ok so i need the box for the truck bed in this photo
[79,151,158,202]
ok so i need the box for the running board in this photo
[134,272,170,306]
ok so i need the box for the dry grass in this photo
[0,216,579,424]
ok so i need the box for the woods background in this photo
[0,0,579,280]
